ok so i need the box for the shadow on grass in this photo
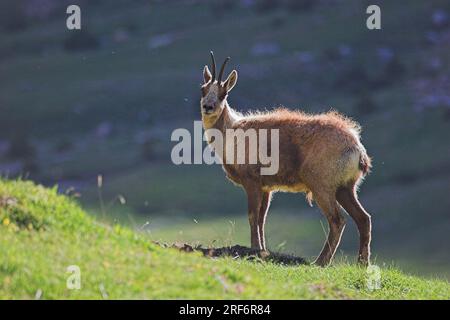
[156,242,309,266]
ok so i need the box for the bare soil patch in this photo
[157,242,309,266]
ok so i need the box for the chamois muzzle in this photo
[202,104,214,114]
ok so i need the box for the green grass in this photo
[78,160,450,280]
[0,179,448,299]
[1,0,450,295]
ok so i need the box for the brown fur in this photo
[200,61,373,266]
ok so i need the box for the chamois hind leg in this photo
[336,185,372,265]
[313,192,346,267]
[245,186,263,250]
[258,192,272,251]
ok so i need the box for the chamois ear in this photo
[224,70,238,92]
[203,65,212,83]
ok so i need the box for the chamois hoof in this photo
[312,258,331,267]
[258,250,270,259]
[357,258,370,267]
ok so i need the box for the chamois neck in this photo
[202,102,240,132]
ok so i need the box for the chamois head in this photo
[200,51,238,117]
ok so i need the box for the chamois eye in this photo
[201,87,208,97]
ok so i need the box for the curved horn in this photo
[218,56,230,83]
[210,51,216,81]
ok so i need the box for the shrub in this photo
[285,0,315,12]
[354,93,377,116]
[254,0,280,13]
[63,30,100,52]
[141,138,158,161]
[54,138,74,154]
[0,1,28,32]
[210,0,236,17]
[7,133,36,161]
[384,57,406,80]
[335,65,370,93]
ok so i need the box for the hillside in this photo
[0,0,449,280]
[0,179,448,299]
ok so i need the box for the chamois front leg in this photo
[245,186,264,250]
[258,192,272,251]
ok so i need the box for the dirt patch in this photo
[157,242,309,266]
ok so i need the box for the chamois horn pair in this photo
[210,51,230,83]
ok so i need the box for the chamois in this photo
[200,52,373,266]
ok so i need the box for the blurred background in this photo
[0,0,449,278]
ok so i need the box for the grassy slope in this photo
[0,179,448,299]
[0,0,449,281]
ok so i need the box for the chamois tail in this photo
[359,152,372,176]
